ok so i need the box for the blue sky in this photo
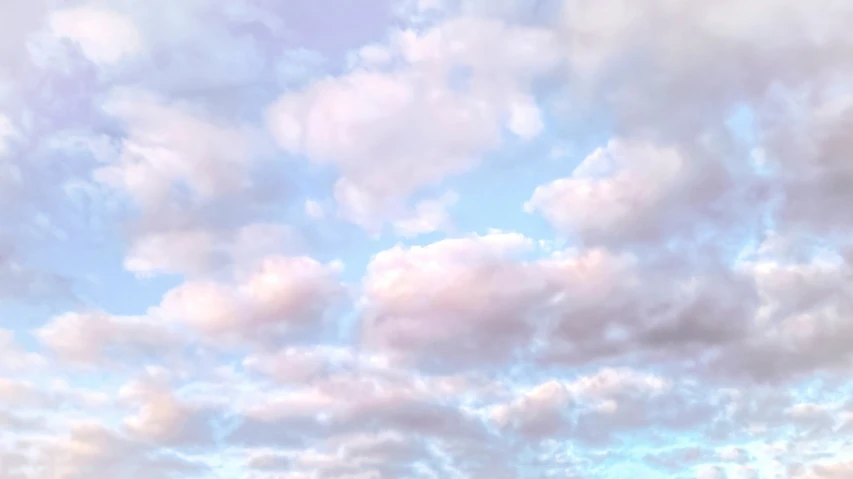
[2,0,853,478]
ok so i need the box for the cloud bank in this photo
[2,0,853,477]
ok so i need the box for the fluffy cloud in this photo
[119,370,216,446]
[267,15,559,230]
[526,137,743,247]
[157,255,345,345]
[797,460,853,479]
[88,87,301,278]
[0,113,17,155]
[10,422,208,479]
[0,243,74,303]
[0,329,47,372]
[362,231,757,372]
[489,380,571,438]
[95,87,257,212]
[228,361,494,462]
[711,252,853,382]
[360,230,546,368]
[555,0,853,135]
[393,190,459,238]
[48,5,143,65]
[491,368,707,447]
[761,92,853,239]
[252,431,430,478]
[35,311,178,366]
[124,222,297,278]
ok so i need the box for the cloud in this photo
[124,222,297,278]
[92,88,297,278]
[48,5,143,65]
[645,447,715,473]
[95,87,258,212]
[507,93,544,139]
[360,230,545,369]
[157,255,345,345]
[0,378,39,406]
[762,92,853,239]
[392,191,459,238]
[35,311,178,366]
[362,231,757,371]
[0,242,75,303]
[13,422,208,479]
[797,460,853,479]
[710,254,853,382]
[526,137,744,247]
[696,465,728,479]
[4,0,853,477]
[118,371,216,446]
[304,199,325,219]
[0,113,17,155]
[228,364,491,454]
[268,66,501,229]
[491,368,706,446]
[266,15,560,230]
[243,345,357,385]
[266,431,431,478]
[0,329,47,372]
[489,380,571,439]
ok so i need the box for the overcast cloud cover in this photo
[2,0,853,477]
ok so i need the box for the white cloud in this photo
[118,372,215,446]
[123,229,219,278]
[393,191,459,238]
[267,16,560,230]
[489,380,571,438]
[361,230,543,368]
[304,199,325,219]
[157,255,344,344]
[507,94,544,139]
[49,5,143,64]
[362,231,755,371]
[0,329,47,372]
[123,223,296,278]
[35,311,178,365]
[7,421,207,479]
[526,137,738,246]
[95,88,256,211]
[0,114,18,156]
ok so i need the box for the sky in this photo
[1,0,853,478]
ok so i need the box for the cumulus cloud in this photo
[118,371,216,446]
[12,422,208,479]
[0,243,75,303]
[0,329,47,372]
[124,222,298,278]
[95,87,257,212]
[393,190,459,238]
[797,459,853,479]
[489,380,571,439]
[267,15,560,230]
[360,230,546,368]
[35,311,178,366]
[48,5,143,65]
[361,231,756,371]
[157,255,345,345]
[0,113,17,155]
[525,137,744,247]
[710,253,853,382]
[87,87,301,278]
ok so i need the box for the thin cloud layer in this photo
[1,0,853,478]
